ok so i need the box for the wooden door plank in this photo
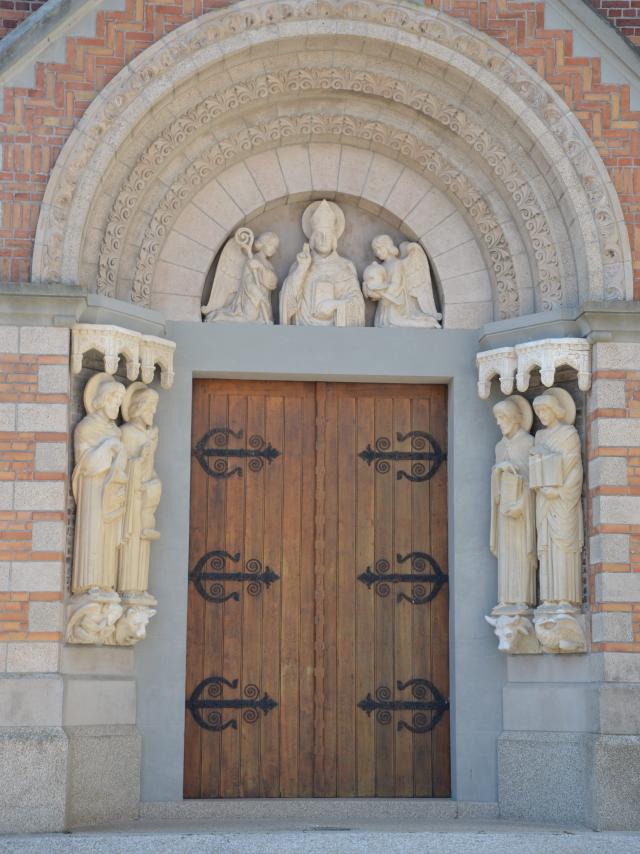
[280,394,303,797]
[298,389,317,796]
[314,383,340,796]
[313,382,328,797]
[183,383,209,798]
[411,396,433,798]
[336,394,357,797]
[374,395,395,797]
[240,394,265,797]
[429,387,451,797]
[260,393,284,797]
[219,394,247,798]
[200,392,229,798]
[393,396,414,798]
[355,395,375,797]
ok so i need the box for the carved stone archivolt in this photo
[66,327,174,646]
[94,66,564,314]
[485,385,587,655]
[33,0,631,327]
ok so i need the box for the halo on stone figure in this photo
[533,387,576,425]
[83,372,120,415]
[301,200,346,240]
[502,394,534,432]
[121,381,150,423]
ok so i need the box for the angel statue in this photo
[363,235,441,328]
[201,228,279,324]
[279,200,365,327]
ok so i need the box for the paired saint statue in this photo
[67,373,160,645]
[487,387,586,655]
[201,200,441,328]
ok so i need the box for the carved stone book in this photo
[499,469,522,510]
[529,453,563,488]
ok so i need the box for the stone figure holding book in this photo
[490,396,537,613]
[279,200,365,327]
[529,387,583,609]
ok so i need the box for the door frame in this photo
[135,324,504,807]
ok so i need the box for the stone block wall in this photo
[0,325,68,678]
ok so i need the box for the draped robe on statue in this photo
[533,423,583,606]
[71,413,128,593]
[118,422,161,595]
[281,252,364,326]
[490,429,536,607]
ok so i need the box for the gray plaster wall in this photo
[136,324,505,804]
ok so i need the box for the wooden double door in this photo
[185,380,449,798]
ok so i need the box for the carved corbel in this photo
[476,347,517,399]
[485,614,541,655]
[533,612,587,654]
[515,338,591,393]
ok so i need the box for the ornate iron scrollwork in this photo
[358,679,449,733]
[186,675,278,732]
[190,550,279,603]
[357,552,447,605]
[193,427,281,479]
[359,431,446,482]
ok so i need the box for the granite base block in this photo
[65,725,141,828]
[589,735,640,831]
[0,727,68,832]
[498,731,589,825]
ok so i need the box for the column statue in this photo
[279,200,365,326]
[489,395,537,614]
[118,381,161,602]
[71,372,128,597]
[529,387,583,610]
[363,235,441,328]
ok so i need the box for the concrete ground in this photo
[3,818,640,853]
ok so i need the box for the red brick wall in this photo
[587,0,640,48]
[0,1,48,40]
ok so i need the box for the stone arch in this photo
[32,0,633,323]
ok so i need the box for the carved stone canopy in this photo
[477,339,591,399]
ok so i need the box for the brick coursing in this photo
[589,363,640,654]
[587,0,640,48]
[0,1,48,40]
[0,342,67,650]
[0,0,639,298]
